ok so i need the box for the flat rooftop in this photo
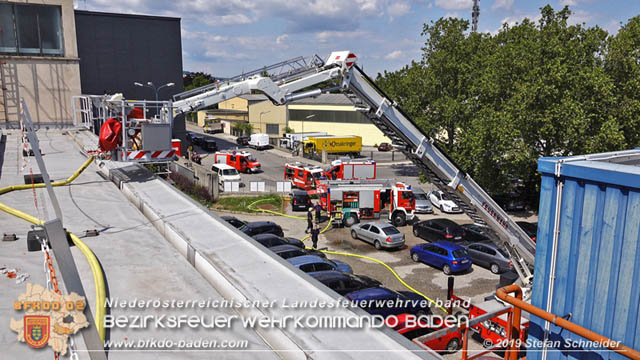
[0,128,437,359]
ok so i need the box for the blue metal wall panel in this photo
[530,155,640,360]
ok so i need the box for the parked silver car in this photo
[463,242,513,274]
[350,222,405,250]
[413,188,433,214]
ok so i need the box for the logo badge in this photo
[24,315,50,348]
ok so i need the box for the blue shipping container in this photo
[530,150,640,360]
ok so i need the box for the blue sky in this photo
[76,0,639,77]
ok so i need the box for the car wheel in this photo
[374,240,382,250]
[443,264,452,275]
[411,252,420,262]
[413,228,419,237]
[351,230,358,239]
[446,338,461,353]
[392,212,406,227]
[490,263,500,274]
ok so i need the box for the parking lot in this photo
[188,124,537,357]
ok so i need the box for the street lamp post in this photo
[259,111,271,134]
[134,81,175,115]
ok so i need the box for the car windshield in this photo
[247,156,257,162]
[311,171,326,180]
[238,224,248,233]
[497,248,509,258]
[452,249,468,258]
[440,192,451,200]
[414,193,428,200]
[223,169,238,176]
[382,226,400,235]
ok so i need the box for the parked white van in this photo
[248,133,270,150]
[211,163,241,191]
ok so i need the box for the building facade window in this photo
[266,123,279,135]
[289,109,370,124]
[0,3,63,56]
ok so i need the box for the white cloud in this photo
[435,0,472,10]
[568,10,593,26]
[387,1,411,20]
[444,12,460,19]
[385,50,403,59]
[276,34,289,45]
[500,13,541,28]
[314,30,368,43]
[559,0,577,6]
[492,0,514,11]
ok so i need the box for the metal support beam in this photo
[44,219,107,360]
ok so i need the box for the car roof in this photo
[364,221,394,228]
[428,218,459,226]
[431,240,465,251]
[252,233,282,240]
[246,221,276,227]
[309,270,351,282]
[287,255,326,266]
[212,163,235,170]
[270,244,303,253]
[221,215,237,221]
[413,188,426,195]
[347,287,397,299]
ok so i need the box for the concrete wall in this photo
[248,100,287,139]
[1,0,81,125]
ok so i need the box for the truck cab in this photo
[214,151,261,173]
[284,163,327,190]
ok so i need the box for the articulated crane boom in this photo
[171,51,536,292]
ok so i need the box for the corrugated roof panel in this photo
[530,151,640,360]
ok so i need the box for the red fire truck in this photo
[326,158,376,180]
[284,162,327,190]
[315,179,415,226]
[214,151,261,173]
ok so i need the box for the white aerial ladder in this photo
[170,51,536,292]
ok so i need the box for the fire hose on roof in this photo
[0,156,107,343]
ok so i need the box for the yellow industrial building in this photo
[205,93,390,146]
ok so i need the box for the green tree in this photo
[184,75,213,91]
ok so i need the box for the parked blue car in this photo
[410,241,472,275]
[287,255,353,274]
[345,287,432,317]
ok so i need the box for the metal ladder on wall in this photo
[0,61,21,127]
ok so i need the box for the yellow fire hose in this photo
[247,198,448,313]
[0,156,107,342]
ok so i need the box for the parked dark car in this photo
[464,242,513,274]
[413,218,465,242]
[410,241,471,275]
[190,133,204,146]
[311,270,381,295]
[270,244,326,259]
[461,224,497,243]
[287,255,353,274]
[516,221,537,243]
[239,221,284,237]
[377,142,392,152]
[494,192,526,211]
[346,287,432,317]
[221,215,247,229]
[291,190,312,212]
[236,136,250,146]
[202,138,218,152]
[252,234,304,248]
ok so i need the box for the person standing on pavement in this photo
[315,202,322,223]
[311,224,320,249]
[305,207,314,233]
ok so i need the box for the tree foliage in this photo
[376,6,639,207]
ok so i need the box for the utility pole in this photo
[472,0,480,33]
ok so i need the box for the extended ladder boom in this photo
[342,65,535,285]
[170,50,536,288]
